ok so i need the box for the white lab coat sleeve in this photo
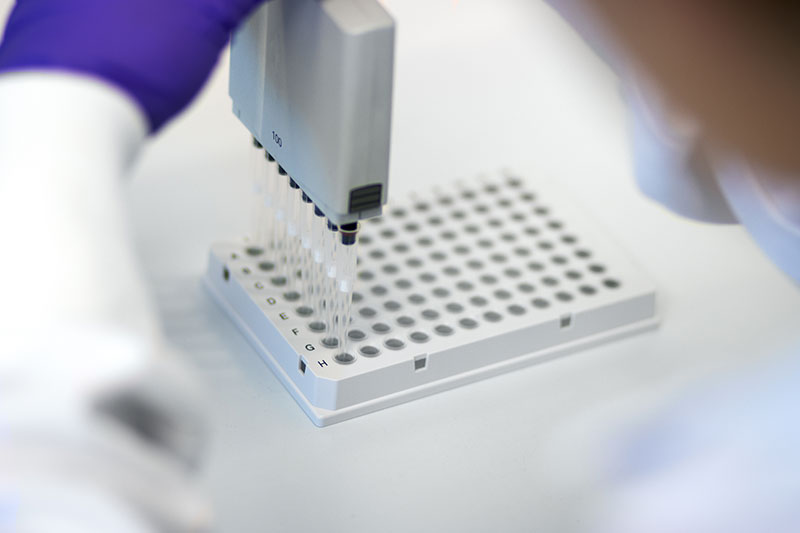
[0,71,153,338]
[0,71,159,531]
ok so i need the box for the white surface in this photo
[3,0,796,531]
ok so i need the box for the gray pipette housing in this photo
[230,0,395,225]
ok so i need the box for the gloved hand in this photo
[0,0,268,131]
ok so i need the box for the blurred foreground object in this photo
[548,0,800,283]
[0,0,273,526]
[0,326,209,532]
[593,353,800,533]
[0,73,211,530]
[584,1,800,176]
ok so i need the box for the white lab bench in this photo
[119,1,800,531]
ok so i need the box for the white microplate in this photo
[205,172,658,426]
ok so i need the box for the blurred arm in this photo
[0,72,151,339]
[0,72,209,532]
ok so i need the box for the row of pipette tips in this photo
[248,138,360,362]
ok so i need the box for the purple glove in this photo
[0,0,267,131]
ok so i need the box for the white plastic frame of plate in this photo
[205,171,658,426]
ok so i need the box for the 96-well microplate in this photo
[205,172,658,426]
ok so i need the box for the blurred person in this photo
[550,0,800,281]
[546,2,800,532]
[0,0,798,531]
